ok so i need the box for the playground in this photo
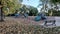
[1,16,60,26]
[0,16,60,34]
[1,0,60,34]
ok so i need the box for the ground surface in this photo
[2,16,60,26]
[0,16,60,34]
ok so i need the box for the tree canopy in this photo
[39,0,60,12]
[1,0,23,15]
[20,5,38,16]
[28,6,38,16]
[50,0,60,4]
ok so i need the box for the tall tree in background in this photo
[38,0,48,12]
[50,0,60,10]
[28,6,38,16]
[20,5,38,16]
[39,0,60,16]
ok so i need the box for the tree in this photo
[20,5,38,16]
[0,0,23,21]
[2,0,23,15]
[28,6,38,16]
[19,5,29,15]
[0,1,4,21]
[47,0,60,16]
[38,0,49,13]
[39,0,60,16]
[50,0,60,4]
[49,0,60,11]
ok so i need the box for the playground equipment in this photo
[34,13,56,26]
[44,17,56,26]
[15,13,20,18]
[15,12,28,18]
[24,13,28,18]
[34,16,41,21]
[34,13,47,21]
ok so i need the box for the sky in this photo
[22,0,39,7]
[22,0,42,12]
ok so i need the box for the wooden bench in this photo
[44,17,56,26]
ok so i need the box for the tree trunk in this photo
[49,10,53,16]
[0,2,4,22]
